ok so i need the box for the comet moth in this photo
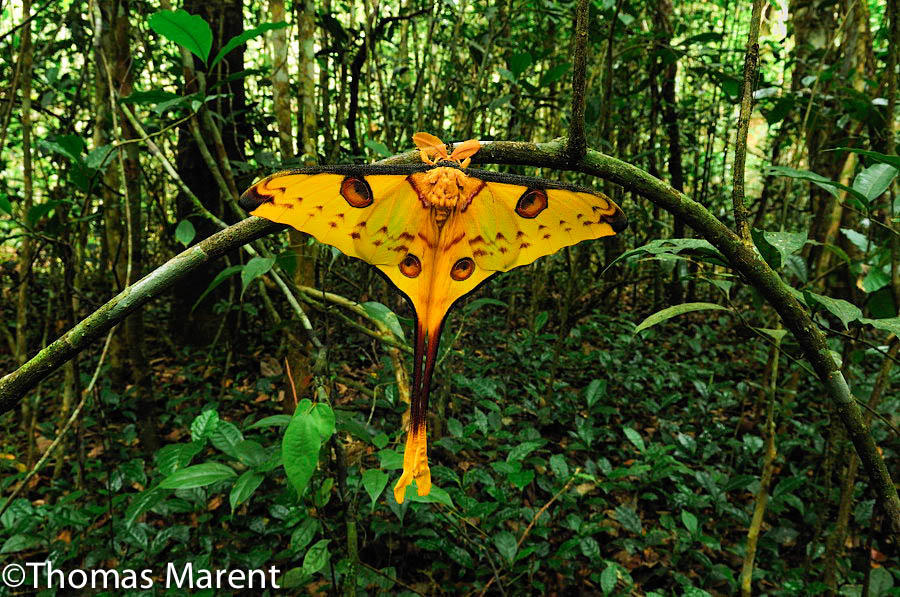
[240,133,627,503]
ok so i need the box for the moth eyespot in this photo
[515,188,548,219]
[340,176,374,208]
[399,254,422,278]
[450,257,475,281]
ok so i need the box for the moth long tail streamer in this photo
[394,320,444,503]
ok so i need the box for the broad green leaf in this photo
[767,165,869,207]
[617,12,635,26]
[282,411,322,497]
[609,238,723,271]
[862,267,891,293]
[753,327,787,342]
[154,441,204,475]
[362,469,389,510]
[493,531,518,566]
[508,52,532,77]
[159,462,237,489]
[832,147,900,170]
[840,228,869,253]
[210,22,289,69]
[175,219,196,246]
[124,487,169,527]
[540,62,571,87]
[364,138,392,157]
[751,229,807,269]
[120,89,181,105]
[869,566,894,597]
[302,539,330,575]
[549,454,569,478]
[245,414,292,430]
[148,9,213,62]
[681,510,699,534]
[232,440,268,468]
[585,379,607,409]
[39,134,85,163]
[852,163,898,203]
[623,427,645,452]
[860,317,900,337]
[634,302,729,334]
[506,439,546,463]
[407,485,454,507]
[362,301,405,340]
[507,469,534,489]
[290,517,320,552]
[462,297,507,315]
[803,291,861,329]
[229,470,265,511]
[1,534,41,554]
[241,256,276,295]
[309,403,336,441]
[580,536,601,559]
[534,311,549,333]
[192,265,243,312]
[210,420,244,456]
[613,504,643,535]
[190,409,219,442]
[27,201,60,227]
[0,194,12,215]
[600,564,618,594]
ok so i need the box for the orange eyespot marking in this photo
[399,254,422,278]
[515,188,548,219]
[450,257,475,281]
[340,176,374,208]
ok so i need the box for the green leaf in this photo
[634,302,729,334]
[766,165,869,207]
[210,420,244,456]
[751,229,807,269]
[282,411,322,497]
[831,147,900,170]
[39,134,86,163]
[623,427,645,452]
[852,163,898,203]
[364,138,392,157]
[230,471,265,511]
[600,564,618,594]
[1,534,41,554]
[493,531,518,566]
[508,52,532,77]
[124,487,169,527]
[534,311,549,333]
[613,504,643,535]
[0,194,12,215]
[159,462,237,489]
[506,439,546,462]
[309,403,336,441]
[191,265,243,312]
[175,219,196,246]
[681,510,699,534]
[609,238,723,270]
[860,317,900,337]
[362,469,389,510]
[26,201,60,227]
[803,291,862,329]
[241,256,276,295]
[462,297,507,315]
[407,485,454,507]
[549,454,569,478]
[232,440,268,468]
[148,9,213,62]
[753,327,787,342]
[290,517,320,552]
[245,414,292,430]
[507,469,534,489]
[540,62,571,86]
[190,409,219,442]
[869,566,894,597]
[120,89,181,105]
[210,22,289,69]
[862,267,891,293]
[840,228,869,253]
[580,536,601,559]
[154,441,204,475]
[617,12,635,26]
[302,539,330,575]
[585,379,607,409]
[362,301,405,340]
